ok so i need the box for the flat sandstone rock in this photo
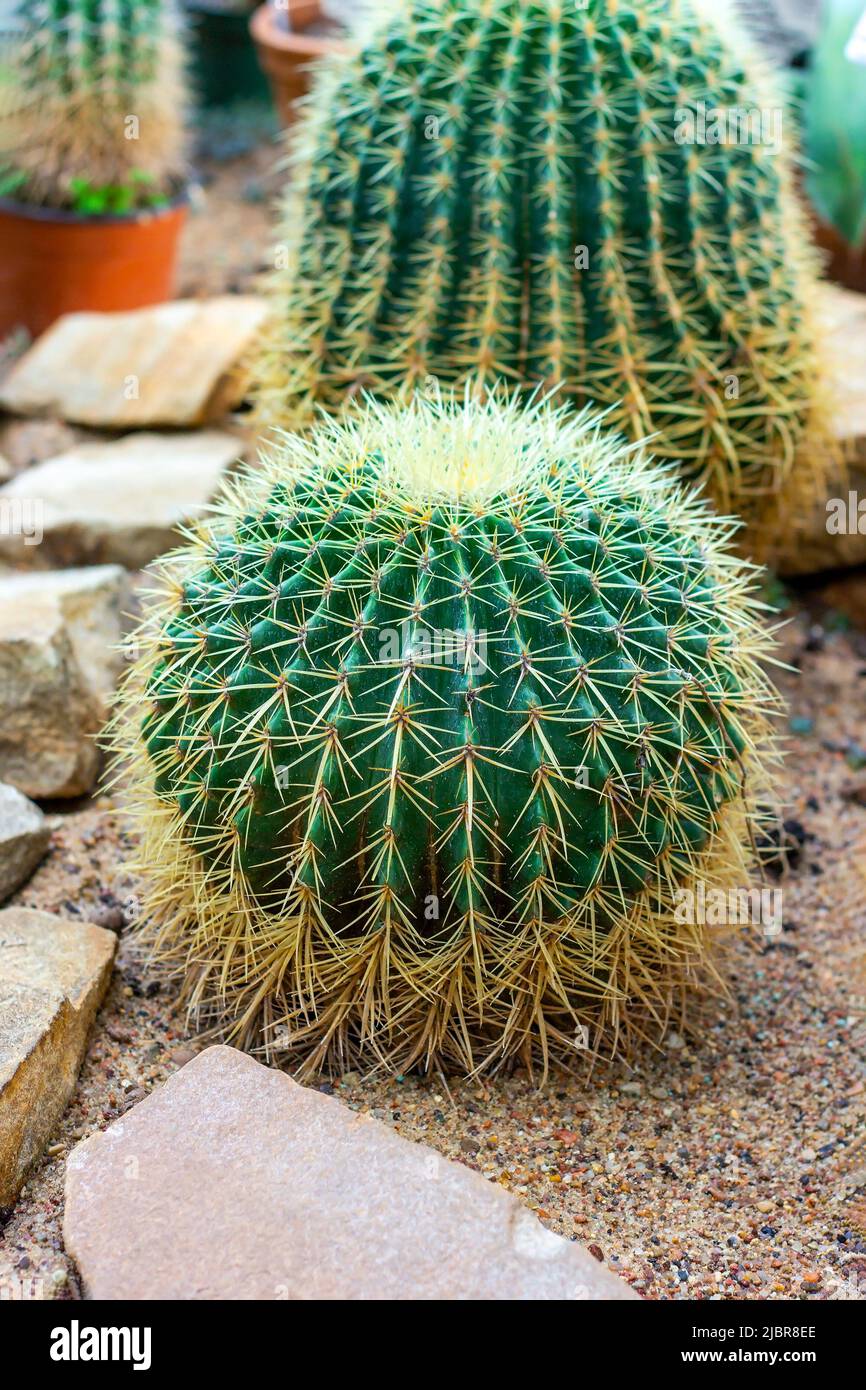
[64,1045,637,1301]
[0,783,51,903]
[0,908,115,1207]
[819,283,866,461]
[0,566,130,797]
[0,297,268,428]
[783,284,866,575]
[0,431,240,569]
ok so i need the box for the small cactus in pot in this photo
[111,390,782,1076]
[254,0,836,559]
[0,0,189,210]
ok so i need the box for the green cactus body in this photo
[115,393,779,1074]
[0,0,188,207]
[256,0,833,550]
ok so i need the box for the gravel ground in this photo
[179,105,283,300]
[1,119,864,1302]
[1,594,864,1302]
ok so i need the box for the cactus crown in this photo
[113,391,780,1076]
[0,0,188,207]
[256,0,832,549]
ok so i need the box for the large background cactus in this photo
[255,0,833,548]
[113,392,780,1075]
[0,0,188,207]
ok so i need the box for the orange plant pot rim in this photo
[250,2,352,58]
[0,191,188,228]
[271,0,321,28]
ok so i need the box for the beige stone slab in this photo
[0,566,130,798]
[0,297,268,428]
[0,908,115,1207]
[818,283,866,462]
[777,284,866,576]
[0,783,50,904]
[0,430,240,569]
[64,1045,637,1301]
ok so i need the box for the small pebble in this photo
[90,904,126,932]
[168,1048,197,1068]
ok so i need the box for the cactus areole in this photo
[256,0,832,549]
[113,393,780,1075]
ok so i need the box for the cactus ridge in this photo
[0,0,188,205]
[256,0,834,552]
[112,392,781,1075]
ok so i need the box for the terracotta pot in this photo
[272,0,321,29]
[250,2,352,127]
[812,220,866,296]
[0,196,188,341]
[794,168,866,297]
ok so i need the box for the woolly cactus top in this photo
[256,0,831,550]
[115,392,780,1074]
[0,0,189,208]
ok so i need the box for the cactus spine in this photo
[255,0,833,553]
[0,0,188,207]
[113,392,780,1075]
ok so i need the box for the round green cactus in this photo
[113,392,780,1075]
[0,0,188,208]
[255,0,834,555]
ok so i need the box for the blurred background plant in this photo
[254,0,836,566]
[803,0,866,287]
[735,0,822,68]
[737,0,866,292]
[0,2,193,338]
[0,0,190,212]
